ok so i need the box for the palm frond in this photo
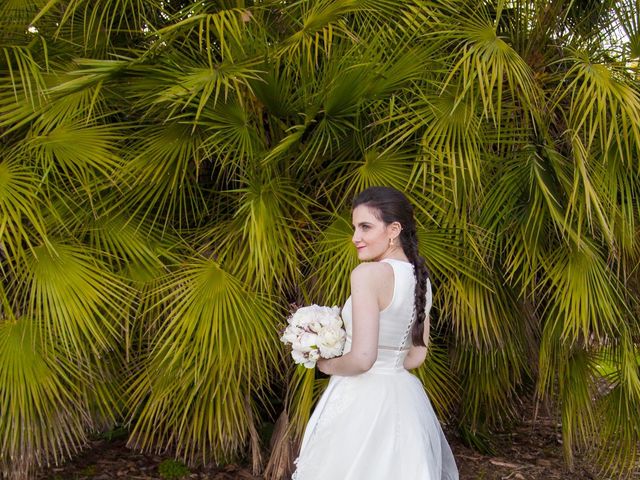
[556,54,640,165]
[441,8,537,124]
[614,0,640,58]
[594,335,640,474]
[0,155,49,265]
[199,100,265,175]
[148,58,264,123]
[33,0,163,49]
[204,172,314,293]
[541,242,630,344]
[27,121,125,195]
[117,122,207,230]
[0,318,90,479]
[152,8,252,62]
[537,320,599,467]
[126,256,280,464]
[1,44,48,109]
[15,241,131,357]
[413,340,459,419]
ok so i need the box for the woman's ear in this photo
[389,221,402,239]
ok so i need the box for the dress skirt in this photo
[292,368,459,480]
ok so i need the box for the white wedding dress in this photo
[292,258,459,479]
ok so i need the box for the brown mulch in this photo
[36,405,634,480]
[36,441,262,480]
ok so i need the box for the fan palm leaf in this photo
[413,340,460,419]
[614,0,640,58]
[557,54,640,163]
[305,213,358,305]
[117,123,207,230]
[152,7,252,62]
[0,156,49,265]
[203,171,314,293]
[33,0,163,49]
[27,121,125,198]
[541,241,629,344]
[127,256,280,464]
[13,241,131,357]
[0,318,92,479]
[594,334,640,474]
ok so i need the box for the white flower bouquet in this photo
[280,304,347,368]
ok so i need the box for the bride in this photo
[292,186,459,479]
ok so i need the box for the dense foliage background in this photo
[1,0,639,478]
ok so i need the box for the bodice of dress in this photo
[340,258,432,373]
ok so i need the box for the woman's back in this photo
[341,258,432,373]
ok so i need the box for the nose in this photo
[352,231,359,244]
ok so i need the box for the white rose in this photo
[306,320,323,333]
[280,325,302,345]
[291,306,317,327]
[317,326,346,358]
[324,315,343,329]
[291,349,317,368]
[291,331,317,352]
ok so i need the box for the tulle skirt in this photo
[292,369,459,480]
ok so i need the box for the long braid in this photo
[400,223,431,347]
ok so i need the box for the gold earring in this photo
[389,237,394,247]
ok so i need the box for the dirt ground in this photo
[36,404,635,480]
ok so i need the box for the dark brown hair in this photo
[352,186,431,347]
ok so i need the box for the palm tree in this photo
[0,0,639,479]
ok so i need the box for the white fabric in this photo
[292,258,459,480]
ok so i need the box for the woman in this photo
[292,186,458,479]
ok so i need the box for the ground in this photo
[36,402,633,480]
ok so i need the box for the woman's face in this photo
[351,205,398,262]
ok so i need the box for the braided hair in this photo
[352,186,431,347]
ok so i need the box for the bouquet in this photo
[280,304,347,368]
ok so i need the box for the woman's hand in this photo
[316,358,331,375]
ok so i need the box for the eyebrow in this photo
[352,222,372,228]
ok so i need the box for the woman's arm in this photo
[317,263,388,376]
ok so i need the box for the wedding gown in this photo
[292,258,459,479]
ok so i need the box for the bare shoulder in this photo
[350,261,393,285]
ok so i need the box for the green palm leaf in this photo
[537,320,598,466]
[126,256,280,464]
[34,0,163,48]
[557,54,640,163]
[413,340,459,419]
[152,8,252,62]
[594,335,640,473]
[117,123,207,230]
[0,318,90,478]
[305,213,357,305]
[15,241,131,357]
[204,172,314,293]
[27,121,124,191]
[0,156,48,263]
[542,242,629,343]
